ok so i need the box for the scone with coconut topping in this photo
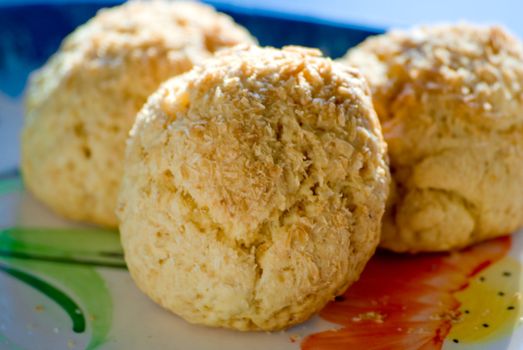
[118,45,390,330]
[21,1,255,227]
[341,24,523,252]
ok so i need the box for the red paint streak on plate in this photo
[302,237,511,350]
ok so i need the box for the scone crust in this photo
[342,24,523,252]
[21,1,255,226]
[118,45,390,330]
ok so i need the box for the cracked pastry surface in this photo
[341,24,523,252]
[21,1,254,227]
[117,45,390,330]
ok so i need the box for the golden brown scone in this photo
[341,24,523,252]
[118,45,390,330]
[21,1,255,227]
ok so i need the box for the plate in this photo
[1,2,523,349]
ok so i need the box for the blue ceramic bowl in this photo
[0,1,382,98]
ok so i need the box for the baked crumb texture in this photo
[21,1,255,227]
[341,24,523,252]
[118,45,390,330]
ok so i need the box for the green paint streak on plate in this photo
[0,227,124,349]
[0,261,86,332]
[0,227,125,268]
[3,258,113,350]
[0,177,23,196]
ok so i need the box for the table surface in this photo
[1,0,522,37]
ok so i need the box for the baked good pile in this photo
[20,1,523,331]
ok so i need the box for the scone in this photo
[118,45,390,330]
[21,1,255,227]
[341,24,523,252]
